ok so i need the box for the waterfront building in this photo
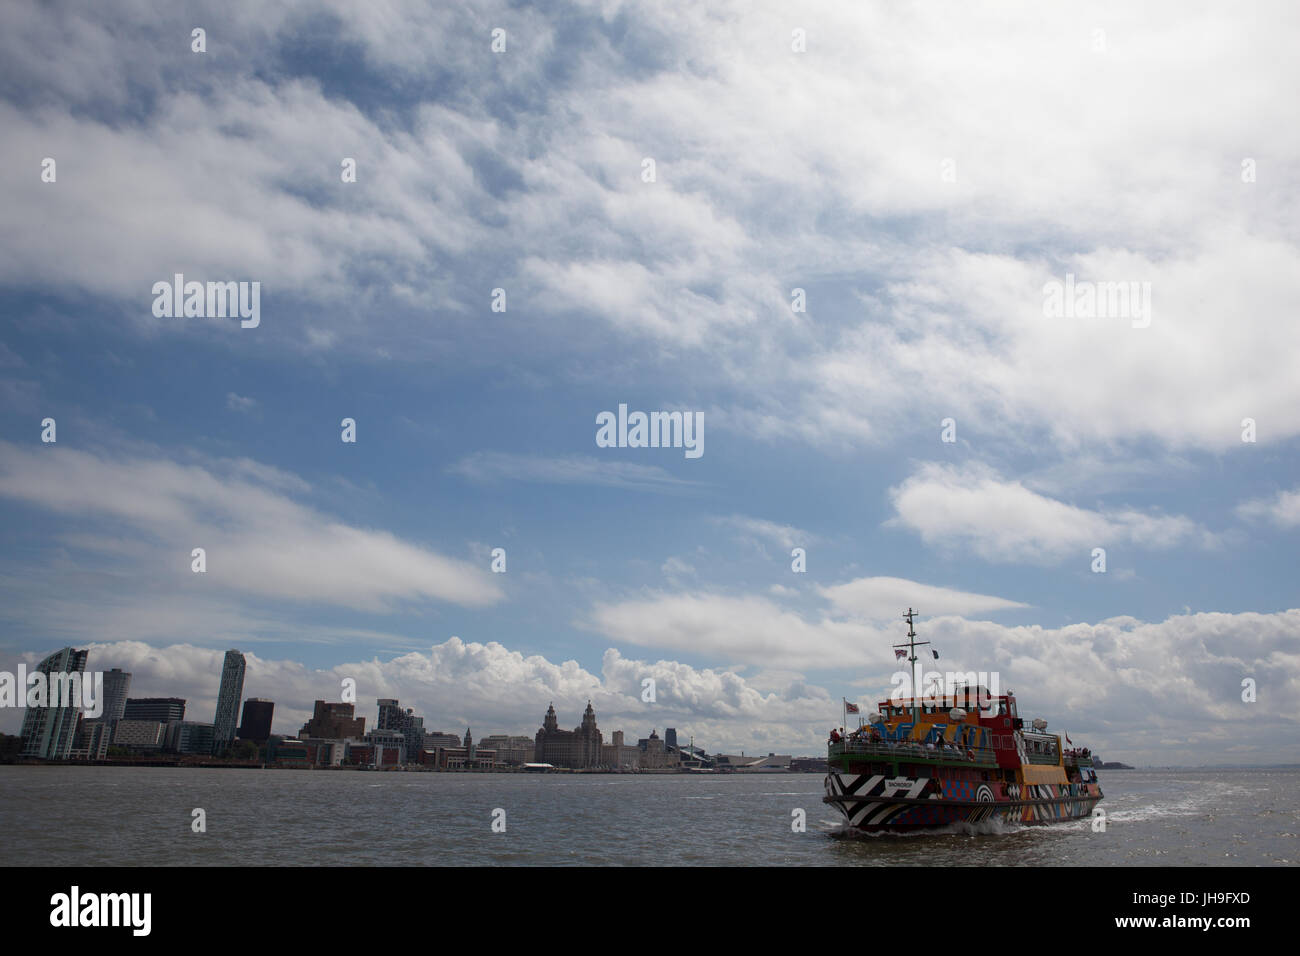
[665,727,678,750]
[124,698,186,723]
[266,736,310,765]
[212,650,246,752]
[377,698,425,762]
[69,716,110,760]
[713,753,793,771]
[113,719,166,752]
[534,702,603,769]
[19,647,89,759]
[600,729,641,769]
[364,727,407,766]
[433,728,497,769]
[637,729,680,769]
[299,701,365,739]
[344,741,372,765]
[424,731,462,750]
[165,721,217,755]
[101,668,131,734]
[237,698,274,744]
[477,734,536,766]
[299,737,350,767]
[788,756,828,772]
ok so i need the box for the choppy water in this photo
[0,767,1294,865]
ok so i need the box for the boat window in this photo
[997,700,1007,716]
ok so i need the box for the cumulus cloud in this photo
[4,607,1295,763]
[582,592,1300,761]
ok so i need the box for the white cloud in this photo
[712,514,815,550]
[586,590,882,669]
[225,392,257,413]
[1237,487,1300,528]
[888,461,1216,563]
[0,441,503,611]
[448,451,702,492]
[582,588,1300,762]
[818,576,1029,620]
[3,2,1297,456]
[660,556,695,579]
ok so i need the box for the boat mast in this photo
[896,608,931,729]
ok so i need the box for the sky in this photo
[1,1,1297,766]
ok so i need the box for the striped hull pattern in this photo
[823,772,1103,830]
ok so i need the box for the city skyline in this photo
[2,644,753,759]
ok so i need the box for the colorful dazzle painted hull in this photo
[823,772,1103,830]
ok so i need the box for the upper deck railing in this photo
[828,738,998,767]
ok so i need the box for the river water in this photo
[0,766,1293,866]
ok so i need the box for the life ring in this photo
[965,749,974,760]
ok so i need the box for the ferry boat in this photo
[823,609,1102,831]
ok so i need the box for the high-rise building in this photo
[377,698,424,762]
[124,698,186,723]
[665,727,678,750]
[299,701,365,739]
[212,650,246,751]
[101,668,131,732]
[237,698,274,744]
[20,647,89,759]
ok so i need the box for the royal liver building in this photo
[534,702,603,768]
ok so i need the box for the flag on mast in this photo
[894,648,907,660]
[845,701,860,714]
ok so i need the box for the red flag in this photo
[1065,733,1073,745]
